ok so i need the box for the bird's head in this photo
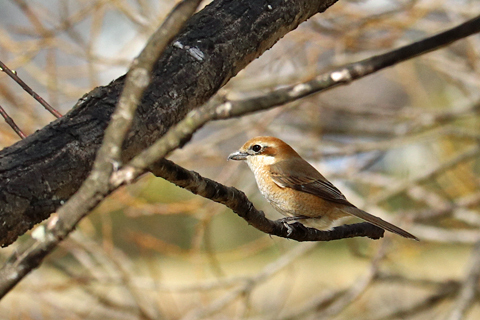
[228,136,300,167]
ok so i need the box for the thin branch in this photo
[407,225,480,244]
[446,241,480,320]
[178,14,480,122]
[181,242,318,320]
[280,240,389,320]
[371,281,458,320]
[0,103,26,139]
[315,240,388,320]
[0,60,62,118]
[281,289,346,320]
[370,146,480,205]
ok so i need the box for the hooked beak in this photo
[227,151,248,161]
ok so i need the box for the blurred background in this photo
[0,0,480,319]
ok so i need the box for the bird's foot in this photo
[276,216,310,236]
[283,222,294,236]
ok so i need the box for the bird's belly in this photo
[254,176,348,230]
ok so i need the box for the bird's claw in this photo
[282,221,294,236]
[277,216,309,237]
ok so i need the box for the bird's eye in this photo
[251,144,262,152]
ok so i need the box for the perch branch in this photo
[150,158,385,241]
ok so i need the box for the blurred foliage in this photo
[1,0,480,319]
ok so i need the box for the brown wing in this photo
[270,159,419,240]
[269,159,354,207]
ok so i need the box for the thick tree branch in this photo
[0,0,201,299]
[0,0,339,247]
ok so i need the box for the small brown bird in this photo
[228,136,418,240]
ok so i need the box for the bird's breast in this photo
[250,165,345,220]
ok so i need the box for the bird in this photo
[228,136,418,240]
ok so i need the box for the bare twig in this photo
[408,225,480,244]
[280,240,388,320]
[371,281,458,320]
[181,242,318,320]
[281,289,346,320]
[315,240,388,319]
[70,233,161,319]
[0,103,26,139]
[0,60,62,118]
[370,146,480,204]
[446,241,480,320]
[206,14,480,119]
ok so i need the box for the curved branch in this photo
[150,159,385,241]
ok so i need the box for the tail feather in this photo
[343,207,419,241]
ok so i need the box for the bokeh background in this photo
[0,0,480,319]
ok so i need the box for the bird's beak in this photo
[227,151,248,161]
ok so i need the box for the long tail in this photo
[342,207,419,241]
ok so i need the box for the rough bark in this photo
[0,0,338,247]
